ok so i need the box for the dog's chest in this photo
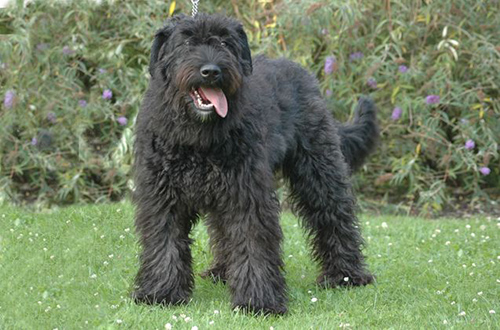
[161,150,229,204]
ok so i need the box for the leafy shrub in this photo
[0,0,498,213]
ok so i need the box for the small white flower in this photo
[172,315,177,320]
[428,260,433,263]
[109,254,114,258]
[100,235,105,239]
[490,310,496,314]
[90,274,97,279]
[471,233,476,237]
[445,241,451,245]
[478,291,483,296]
[125,228,130,232]
[311,297,318,303]
[443,320,448,324]
[473,298,477,302]
[466,224,471,229]
[288,255,293,258]
[451,301,456,305]
[343,277,349,282]
[459,311,466,316]
[480,225,486,231]
[116,319,123,324]
[191,326,198,330]
[381,222,388,229]
[213,310,219,314]
[165,323,172,330]
[120,235,125,239]
[184,317,191,322]
[209,321,214,325]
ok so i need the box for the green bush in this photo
[1,0,498,213]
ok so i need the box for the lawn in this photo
[0,203,498,329]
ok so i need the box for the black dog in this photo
[133,13,378,315]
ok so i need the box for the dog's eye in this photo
[184,40,190,46]
[220,41,227,47]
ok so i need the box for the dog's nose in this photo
[200,64,221,81]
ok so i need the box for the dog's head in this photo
[148,14,252,120]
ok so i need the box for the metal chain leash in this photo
[191,0,200,17]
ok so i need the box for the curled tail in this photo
[338,96,379,172]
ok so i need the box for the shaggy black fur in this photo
[133,13,378,315]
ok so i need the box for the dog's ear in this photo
[149,27,172,76]
[149,15,186,76]
[236,25,253,76]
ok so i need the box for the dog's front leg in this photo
[214,169,288,315]
[133,197,196,306]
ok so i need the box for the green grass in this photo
[0,203,498,329]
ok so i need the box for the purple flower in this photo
[479,167,491,176]
[391,107,402,120]
[3,90,15,109]
[47,112,57,123]
[324,56,336,75]
[99,68,107,74]
[117,116,128,126]
[367,77,377,89]
[460,118,469,125]
[79,100,87,108]
[465,139,475,150]
[31,137,38,146]
[325,89,333,97]
[425,95,440,105]
[349,52,364,61]
[398,65,408,73]
[102,89,113,100]
[321,28,329,35]
[62,46,74,55]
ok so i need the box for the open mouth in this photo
[189,87,228,118]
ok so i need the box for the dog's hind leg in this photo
[133,198,197,305]
[283,122,374,289]
[200,216,229,283]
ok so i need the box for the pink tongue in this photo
[199,87,228,118]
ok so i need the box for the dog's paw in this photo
[132,290,189,306]
[232,302,287,316]
[316,271,375,288]
[200,266,227,283]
